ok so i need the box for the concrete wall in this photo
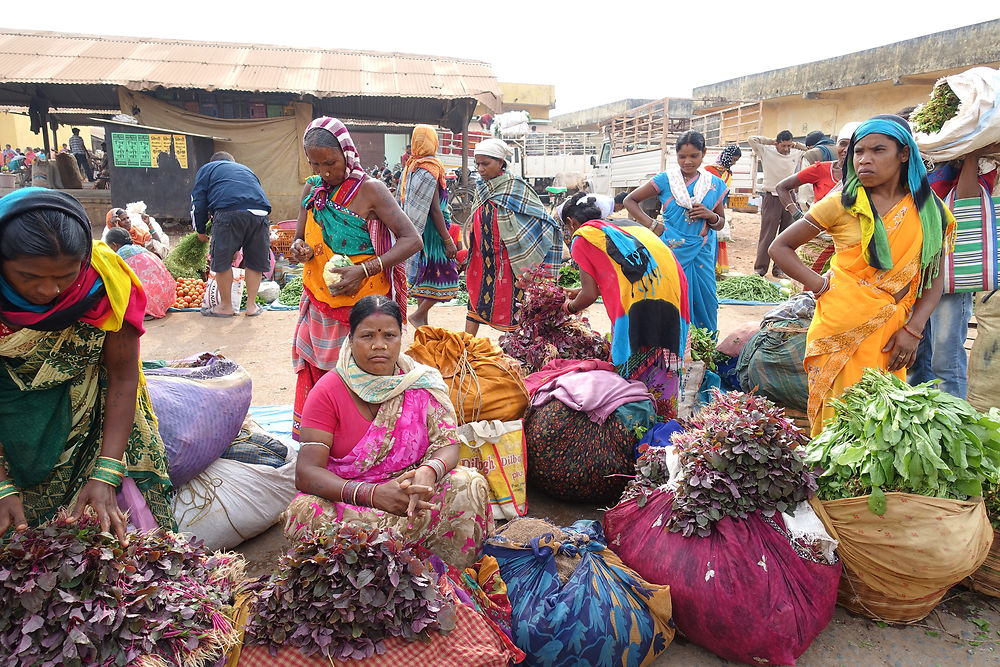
[551,99,656,132]
[694,19,1000,103]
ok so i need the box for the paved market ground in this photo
[140,212,1000,666]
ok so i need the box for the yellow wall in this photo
[758,63,1000,139]
[0,112,94,153]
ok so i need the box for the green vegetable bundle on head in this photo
[806,369,1000,515]
[912,81,961,135]
[164,232,209,280]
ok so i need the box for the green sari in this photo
[0,323,174,529]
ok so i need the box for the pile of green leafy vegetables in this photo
[806,369,1000,515]
[716,274,783,302]
[558,262,582,289]
[163,232,209,280]
[278,276,303,306]
[689,326,727,372]
[912,81,961,135]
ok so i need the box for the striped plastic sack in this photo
[943,187,999,294]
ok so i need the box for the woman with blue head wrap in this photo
[769,114,955,435]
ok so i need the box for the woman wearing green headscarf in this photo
[770,114,955,435]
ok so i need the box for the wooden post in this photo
[40,109,51,156]
[460,99,474,187]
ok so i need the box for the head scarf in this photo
[0,188,145,332]
[805,131,826,147]
[105,207,150,245]
[841,114,953,294]
[474,138,514,162]
[837,121,862,142]
[304,117,368,211]
[398,125,447,202]
[716,145,742,169]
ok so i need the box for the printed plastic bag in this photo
[915,67,1000,162]
[202,268,246,311]
[605,490,839,665]
[143,353,253,486]
[455,420,527,520]
[483,520,673,667]
[173,454,298,550]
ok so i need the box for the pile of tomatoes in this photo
[172,278,207,309]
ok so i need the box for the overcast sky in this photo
[5,3,998,115]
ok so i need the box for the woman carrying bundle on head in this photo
[624,131,729,332]
[0,189,173,542]
[287,117,422,440]
[397,125,460,328]
[465,138,562,335]
[286,295,492,568]
[769,114,955,435]
[560,192,689,416]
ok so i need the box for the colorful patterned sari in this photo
[0,323,174,529]
[292,175,407,438]
[805,196,932,435]
[466,172,561,330]
[284,343,493,569]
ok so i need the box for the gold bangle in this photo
[89,476,120,488]
[361,262,371,279]
[376,257,384,274]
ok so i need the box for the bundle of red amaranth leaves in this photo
[244,521,456,662]
[499,264,610,374]
[0,511,244,667]
[624,391,817,538]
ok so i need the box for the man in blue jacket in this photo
[191,152,271,317]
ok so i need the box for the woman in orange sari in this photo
[770,115,955,435]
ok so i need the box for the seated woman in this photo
[285,295,492,569]
[105,228,177,320]
[103,207,151,247]
[560,192,689,417]
[769,115,955,435]
[0,189,174,541]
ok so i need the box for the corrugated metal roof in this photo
[0,28,501,109]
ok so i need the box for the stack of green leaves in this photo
[805,369,1000,515]
[244,522,456,662]
[668,390,816,537]
[689,326,727,372]
[716,274,783,302]
[0,512,244,666]
[278,276,303,306]
[163,232,209,280]
[558,262,582,289]
[912,81,961,135]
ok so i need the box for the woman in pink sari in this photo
[284,295,492,568]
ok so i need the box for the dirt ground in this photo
[139,211,1000,666]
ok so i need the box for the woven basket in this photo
[963,531,1000,598]
[837,565,948,624]
[270,226,295,256]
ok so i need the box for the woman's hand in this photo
[883,327,921,372]
[443,238,458,260]
[288,238,314,263]
[688,202,715,220]
[398,467,438,517]
[327,265,367,297]
[563,287,581,300]
[372,477,433,517]
[69,480,129,545]
[0,494,27,535]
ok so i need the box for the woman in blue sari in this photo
[624,131,728,332]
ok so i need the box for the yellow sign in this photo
[172,135,188,170]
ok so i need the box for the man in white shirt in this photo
[748,131,807,277]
